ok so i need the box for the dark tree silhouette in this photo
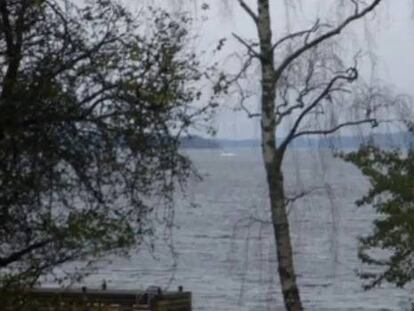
[0,0,218,287]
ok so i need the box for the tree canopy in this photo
[343,131,414,289]
[0,0,217,287]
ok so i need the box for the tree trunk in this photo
[257,0,303,310]
[267,162,303,311]
[261,119,303,311]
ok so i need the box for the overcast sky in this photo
[124,1,414,139]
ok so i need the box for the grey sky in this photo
[124,1,414,139]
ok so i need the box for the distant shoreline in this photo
[181,132,413,150]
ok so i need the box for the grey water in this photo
[73,148,413,310]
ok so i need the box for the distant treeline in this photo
[180,132,414,149]
[179,136,221,149]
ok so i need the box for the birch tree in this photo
[232,1,384,309]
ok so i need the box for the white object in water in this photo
[220,152,236,157]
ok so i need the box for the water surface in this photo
[76,148,413,310]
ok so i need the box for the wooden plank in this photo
[1,287,191,311]
[29,288,148,305]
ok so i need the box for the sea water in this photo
[70,148,413,310]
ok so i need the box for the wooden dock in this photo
[1,286,191,311]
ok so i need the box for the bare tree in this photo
[232,0,384,310]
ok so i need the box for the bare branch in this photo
[279,67,359,152]
[271,19,331,51]
[274,0,382,79]
[232,33,261,59]
[225,52,260,118]
[226,54,255,85]
[292,118,377,139]
[240,100,261,118]
[233,79,261,118]
[276,102,304,122]
[237,0,258,24]
[285,186,325,207]
[350,0,360,15]
[276,56,318,123]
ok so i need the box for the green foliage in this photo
[0,0,220,287]
[343,141,414,289]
